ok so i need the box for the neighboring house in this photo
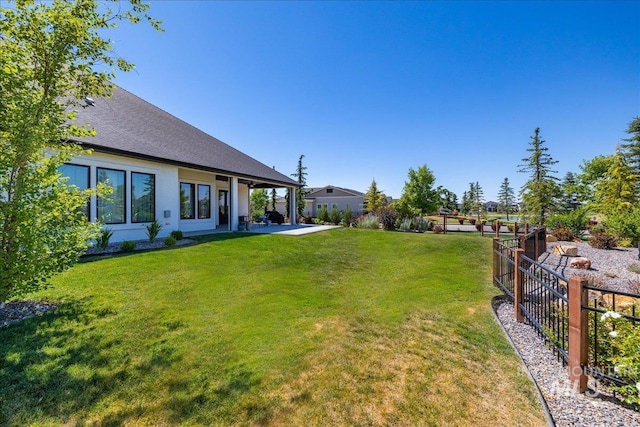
[275,186,365,217]
[63,85,300,243]
[484,201,499,212]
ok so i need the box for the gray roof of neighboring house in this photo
[305,186,364,197]
[71,86,299,187]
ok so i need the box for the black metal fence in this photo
[517,252,569,363]
[493,233,640,394]
[492,238,518,298]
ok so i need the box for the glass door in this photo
[218,190,229,226]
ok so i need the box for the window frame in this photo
[59,163,90,220]
[131,171,156,223]
[180,182,196,220]
[97,167,127,224]
[198,184,211,219]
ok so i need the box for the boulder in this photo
[552,245,578,256]
[569,257,591,269]
[602,294,637,311]
[546,235,558,242]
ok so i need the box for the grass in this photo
[0,229,546,426]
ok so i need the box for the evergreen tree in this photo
[497,177,515,220]
[621,116,640,177]
[461,191,472,216]
[470,181,484,220]
[363,179,386,214]
[518,128,560,226]
[270,188,277,211]
[437,187,457,211]
[559,172,581,211]
[286,155,308,218]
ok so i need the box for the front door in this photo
[218,190,229,226]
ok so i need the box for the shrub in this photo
[551,225,576,242]
[164,236,176,246]
[432,224,444,234]
[96,228,113,250]
[356,215,379,229]
[318,207,330,223]
[628,264,640,275]
[398,217,412,232]
[328,207,342,225]
[588,229,618,249]
[343,205,353,227]
[146,219,162,243]
[120,240,135,252]
[605,208,640,246]
[378,206,397,231]
[170,230,183,240]
[415,217,432,232]
[597,312,640,405]
[547,208,588,239]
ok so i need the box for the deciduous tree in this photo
[250,189,269,218]
[398,165,438,216]
[0,0,161,301]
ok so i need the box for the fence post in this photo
[514,222,518,237]
[495,220,500,238]
[492,237,500,287]
[514,248,524,322]
[568,276,588,393]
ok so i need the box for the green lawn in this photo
[0,229,546,426]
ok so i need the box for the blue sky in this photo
[110,1,640,201]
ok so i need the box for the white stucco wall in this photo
[64,151,261,242]
[67,151,179,243]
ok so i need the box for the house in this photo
[64,85,300,242]
[275,186,365,217]
[484,201,499,212]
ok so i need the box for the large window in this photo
[198,184,211,219]
[59,163,90,219]
[97,167,126,224]
[131,172,155,223]
[180,182,195,219]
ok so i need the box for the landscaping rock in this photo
[569,257,591,269]
[552,245,578,256]
[601,294,637,311]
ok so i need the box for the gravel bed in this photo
[0,301,57,328]
[495,300,640,426]
[85,237,195,255]
[541,241,640,293]
[495,241,640,426]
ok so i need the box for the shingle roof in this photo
[71,86,299,187]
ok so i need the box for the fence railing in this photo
[492,235,640,395]
[516,250,569,363]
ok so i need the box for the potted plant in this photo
[458,217,465,225]
[469,218,476,225]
